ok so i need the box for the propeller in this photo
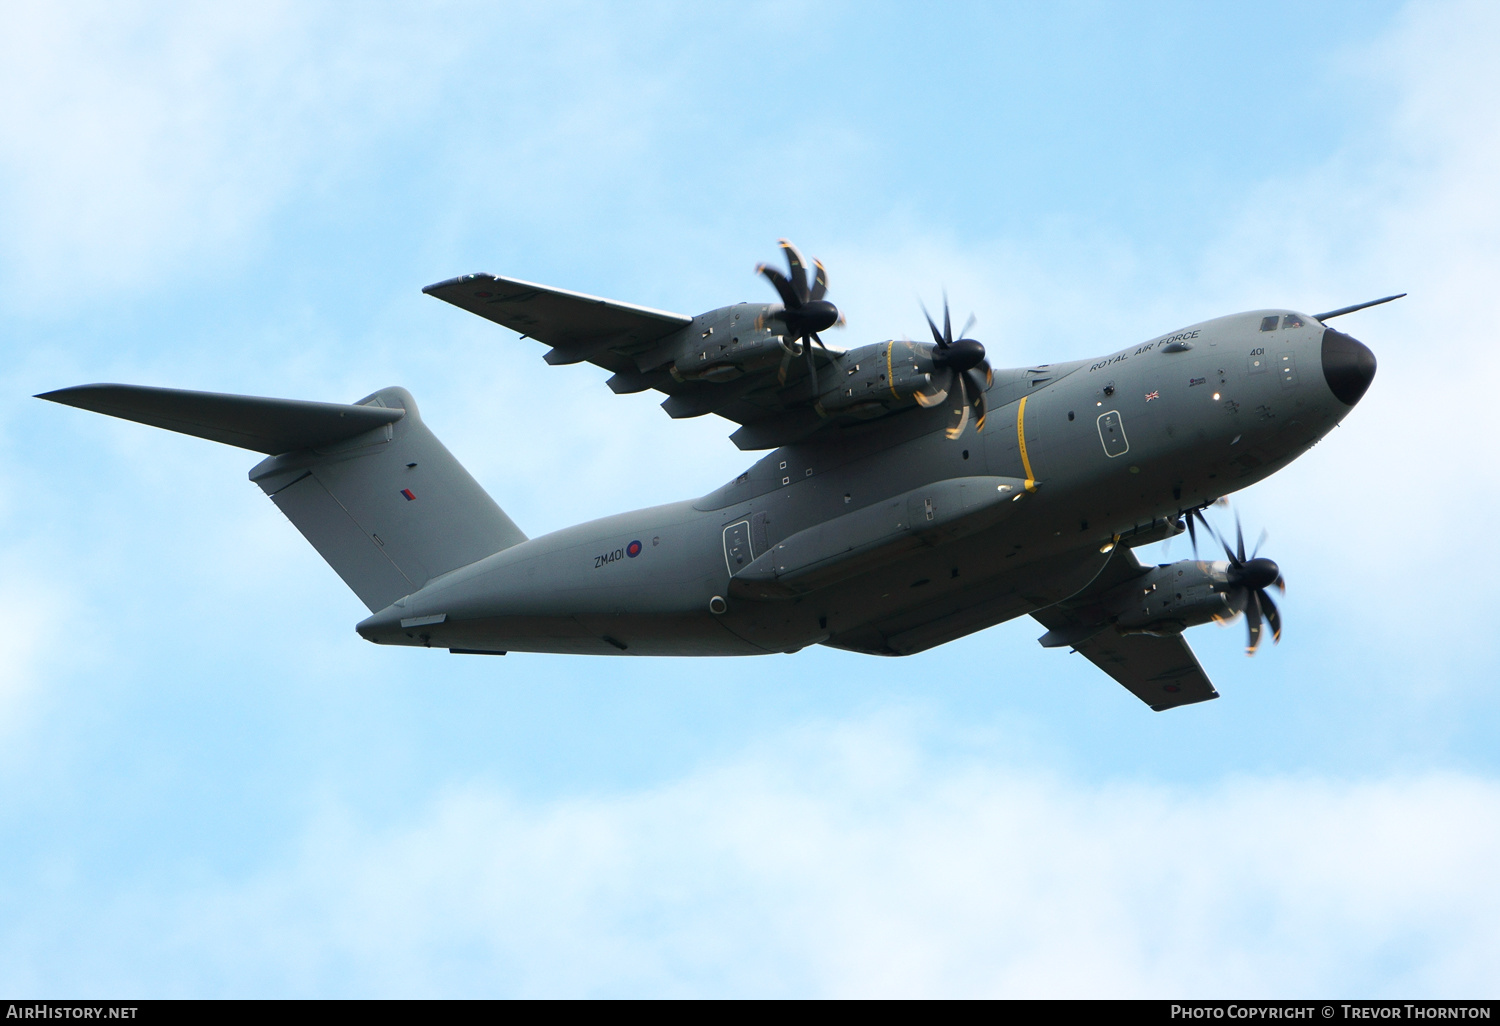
[1205,512,1287,655]
[913,295,994,440]
[757,239,842,389]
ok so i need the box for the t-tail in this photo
[36,383,526,611]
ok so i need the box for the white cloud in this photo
[11,715,1495,997]
[0,3,464,305]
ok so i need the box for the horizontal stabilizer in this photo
[36,383,404,455]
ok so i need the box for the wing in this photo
[1066,631,1218,711]
[1031,546,1220,711]
[424,273,848,449]
[422,273,692,368]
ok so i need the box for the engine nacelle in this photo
[817,341,936,414]
[666,303,788,382]
[1105,560,1236,637]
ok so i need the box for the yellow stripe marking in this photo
[1016,395,1037,492]
[887,341,899,399]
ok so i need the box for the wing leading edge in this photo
[423,273,692,369]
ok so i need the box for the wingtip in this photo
[421,272,495,297]
[35,384,105,405]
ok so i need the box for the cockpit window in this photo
[1283,313,1304,328]
[1259,315,1280,332]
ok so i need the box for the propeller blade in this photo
[964,367,988,432]
[944,391,971,440]
[1194,510,1218,558]
[942,294,953,347]
[758,264,799,309]
[1244,589,1264,655]
[1219,529,1239,566]
[1186,512,1199,558]
[1273,574,1286,594]
[1252,527,1269,560]
[805,338,818,397]
[810,259,829,302]
[779,239,811,303]
[960,312,977,340]
[914,368,951,408]
[1235,513,1247,564]
[983,362,994,388]
[777,348,793,385]
[921,302,946,348]
[1204,511,1238,566]
[1258,587,1283,643]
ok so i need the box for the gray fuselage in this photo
[357,309,1367,657]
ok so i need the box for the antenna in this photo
[1312,293,1406,321]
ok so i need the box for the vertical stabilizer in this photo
[246,387,524,611]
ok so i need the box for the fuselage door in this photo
[1097,410,1129,458]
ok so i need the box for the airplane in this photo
[37,240,1392,711]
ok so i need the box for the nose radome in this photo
[1321,327,1377,406]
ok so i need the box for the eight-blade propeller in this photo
[914,295,994,440]
[1197,511,1287,655]
[757,239,842,389]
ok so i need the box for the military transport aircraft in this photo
[38,240,1392,710]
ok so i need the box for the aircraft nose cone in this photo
[1321,327,1377,406]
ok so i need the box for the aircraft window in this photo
[1283,313,1304,329]
[1259,316,1280,332]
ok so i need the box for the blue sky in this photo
[2,0,1497,997]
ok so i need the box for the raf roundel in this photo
[627,540,642,558]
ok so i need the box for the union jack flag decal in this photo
[1145,391,1160,401]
